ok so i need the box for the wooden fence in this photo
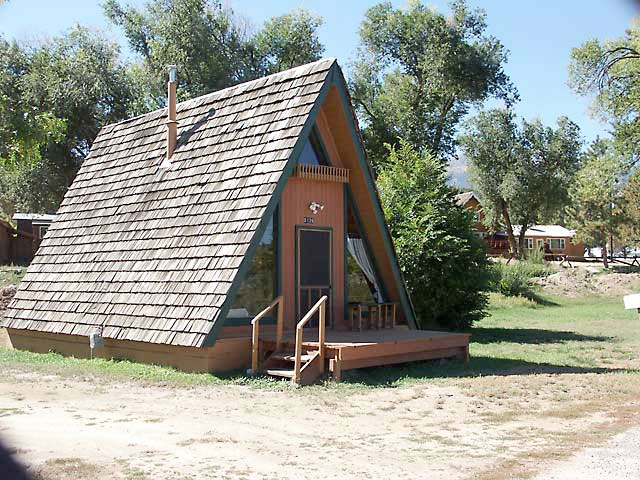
[0,221,38,264]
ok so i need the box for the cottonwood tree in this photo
[459,109,582,258]
[104,0,324,108]
[0,28,134,219]
[254,9,324,75]
[350,0,517,169]
[566,141,626,268]
[569,19,640,164]
[617,167,640,250]
[377,140,490,329]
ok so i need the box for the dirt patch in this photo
[536,268,640,297]
[1,369,640,480]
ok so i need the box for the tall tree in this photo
[459,109,583,258]
[350,0,517,169]
[253,8,324,75]
[0,28,134,219]
[377,139,490,330]
[566,141,625,268]
[569,19,640,164]
[104,0,324,107]
[618,167,640,250]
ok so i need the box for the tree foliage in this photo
[350,0,517,169]
[104,0,324,108]
[377,140,490,329]
[569,19,640,164]
[619,168,640,248]
[254,9,324,75]
[566,140,626,267]
[459,109,583,257]
[0,28,135,219]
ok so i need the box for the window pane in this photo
[299,139,321,165]
[549,238,565,249]
[230,216,276,321]
[299,230,331,286]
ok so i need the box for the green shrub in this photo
[489,259,553,298]
[378,141,491,330]
[491,262,532,297]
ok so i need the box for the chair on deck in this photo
[348,302,397,331]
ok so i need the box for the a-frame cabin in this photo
[2,59,469,384]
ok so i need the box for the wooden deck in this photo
[261,327,470,381]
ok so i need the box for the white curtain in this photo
[347,237,383,303]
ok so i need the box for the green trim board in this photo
[331,69,417,329]
[202,64,339,347]
[224,316,277,327]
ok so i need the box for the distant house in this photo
[455,191,486,237]
[12,213,55,241]
[513,225,584,257]
[456,191,584,257]
[2,59,470,385]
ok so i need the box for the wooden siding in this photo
[280,176,345,330]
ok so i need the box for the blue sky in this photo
[0,0,637,146]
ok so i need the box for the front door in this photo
[297,227,332,328]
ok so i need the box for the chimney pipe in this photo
[161,65,178,168]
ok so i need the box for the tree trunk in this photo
[500,199,519,258]
[518,227,529,259]
[602,243,609,269]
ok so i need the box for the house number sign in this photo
[303,216,314,224]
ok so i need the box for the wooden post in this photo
[251,318,259,374]
[294,325,303,385]
[276,296,283,351]
[391,303,396,328]
[319,299,326,364]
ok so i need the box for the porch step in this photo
[270,351,315,363]
[264,368,295,379]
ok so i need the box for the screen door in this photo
[297,228,332,328]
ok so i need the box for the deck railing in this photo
[250,295,283,374]
[296,164,349,183]
[294,295,327,384]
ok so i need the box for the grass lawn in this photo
[0,264,27,289]
[1,293,637,388]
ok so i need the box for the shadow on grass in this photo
[340,355,637,387]
[470,327,611,345]
[523,291,560,306]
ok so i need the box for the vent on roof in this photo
[160,65,178,169]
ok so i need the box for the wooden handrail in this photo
[250,295,283,375]
[294,295,327,384]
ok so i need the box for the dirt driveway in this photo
[1,367,639,480]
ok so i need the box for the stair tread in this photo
[264,368,295,378]
[271,352,316,362]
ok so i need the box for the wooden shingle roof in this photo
[2,58,336,347]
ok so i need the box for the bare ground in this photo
[1,365,640,480]
[537,267,640,298]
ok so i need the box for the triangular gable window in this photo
[298,128,330,166]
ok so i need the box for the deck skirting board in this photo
[337,346,467,371]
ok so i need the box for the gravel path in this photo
[534,424,640,479]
